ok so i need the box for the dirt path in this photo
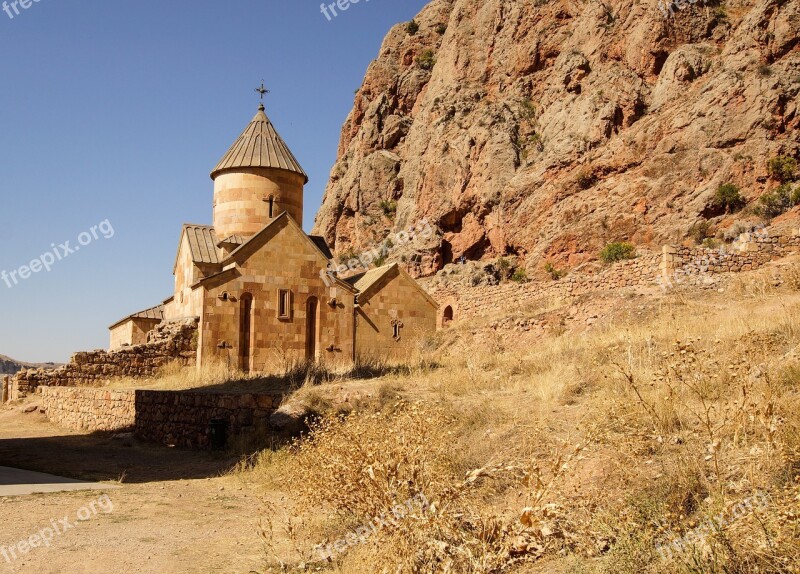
[0,405,271,574]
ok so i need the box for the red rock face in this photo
[312,0,800,277]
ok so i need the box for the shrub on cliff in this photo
[714,183,745,213]
[600,241,636,263]
[768,155,798,183]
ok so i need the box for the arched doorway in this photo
[442,305,454,327]
[239,293,253,372]
[306,297,319,361]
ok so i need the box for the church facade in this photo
[109,104,438,372]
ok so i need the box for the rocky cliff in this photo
[312,0,799,276]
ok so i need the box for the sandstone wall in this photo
[39,386,283,449]
[12,319,198,397]
[40,387,135,432]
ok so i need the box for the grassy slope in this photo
[215,260,800,572]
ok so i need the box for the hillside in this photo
[0,354,59,376]
[312,0,800,277]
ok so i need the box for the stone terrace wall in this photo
[134,390,281,448]
[429,252,662,321]
[12,319,198,397]
[39,386,283,449]
[429,225,800,322]
[40,387,135,432]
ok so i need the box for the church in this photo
[108,100,438,372]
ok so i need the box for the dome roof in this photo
[211,105,308,182]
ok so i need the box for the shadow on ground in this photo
[0,430,238,484]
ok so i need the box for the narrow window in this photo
[269,196,275,218]
[278,289,292,319]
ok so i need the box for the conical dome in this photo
[211,105,308,182]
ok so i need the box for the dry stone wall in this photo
[40,387,135,432]
[39,386,283,449]
[12,319,198,397]
[429,226,800,323]
[134,390,281,448]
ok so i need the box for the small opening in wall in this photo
[269,196,275,218]
[219,292,229,301]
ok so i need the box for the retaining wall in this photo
[39,385,283,449]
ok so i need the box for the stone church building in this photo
[109,104,437,372]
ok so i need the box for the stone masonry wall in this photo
[39,386,283,449]
[12,319,198,398]
[40,387,136,432]
[429,225,800,323]
[134,390,281,448]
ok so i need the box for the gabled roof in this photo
[347,263,439,308]
[224,212,326,267]
[345,265,396,293]
[211,105,308,182]
[109,304,164,330]
[308,235,334,260]
[173,224,222,274]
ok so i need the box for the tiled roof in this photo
[182,224,222,265]
[109,304,164,329]
[218,234,246,247]
[211,106,308,182]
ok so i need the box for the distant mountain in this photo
[0,354,60,375]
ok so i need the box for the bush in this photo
[406,19,419,35]
[714,183,746,212]
[689,221,711,244]
[511,268,529,283]
[416,49,436,71]
[600,242,636,263]
[768,155,798,183]
[544,262,565,280]
[435,23,447,35]
[378,199,397,218]
[496,257,512,280]
[755,184,799,220]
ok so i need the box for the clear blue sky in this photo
[0,0,429,363]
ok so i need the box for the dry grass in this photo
[233,262,800,573]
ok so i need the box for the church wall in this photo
[355,270,437,360]
[166,237,213,321]
[198,221,355,372]
[109,321,134,351]
[213,168,305,238]
[109,317,161,350]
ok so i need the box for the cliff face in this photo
[312,0,799,276]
